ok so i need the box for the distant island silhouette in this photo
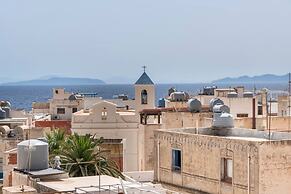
[213,73,290,84]
[1,77,105,86]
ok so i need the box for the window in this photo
[55,90,58,94]
[141,90,148,104]
[221,158,233,183]
[172,149,181,172]
[102,108,107,120]
[72,108,78,113]
[237,113,248,118]
[57,108,65,114]
[258,106,263,115]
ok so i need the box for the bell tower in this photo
[134,66,155,113]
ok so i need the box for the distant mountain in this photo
[1,77,105,86]
[213,74,290,84]
[0,77,19,84]
[104,76,135,84]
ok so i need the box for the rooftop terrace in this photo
[159,127,291,142]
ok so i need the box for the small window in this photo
[57,108,65,114]
[172,149,181,172]
[141,90,148,104]
[102,108,107,120]
[221,158,233,183]
[72,108,78,113]
[55,90,58,94]
[237,113,248,118]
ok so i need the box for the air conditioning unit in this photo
[53,115,61,120]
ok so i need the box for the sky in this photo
[0,0,291,83]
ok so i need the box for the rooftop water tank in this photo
[209,98,224,111]
[2,107,10,118]
[158,98,166,108]
[0,101,11,108]
[227,92,238,98]
[170,92,188,102]
[243,92,254,98]
[17,139,49,171]
[68,95,77,101]
[213,104,230,113]
[187,98,202,113]
[212,113,234,129]
[0,125,11,135]
[0,108,6,119]
[168,87,176,97]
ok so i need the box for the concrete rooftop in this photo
[159,127,291,142]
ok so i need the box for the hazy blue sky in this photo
[1,0,291,83]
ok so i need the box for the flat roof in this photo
[157,127,291,142]
[37,175,166,193]
[38,175,121,192]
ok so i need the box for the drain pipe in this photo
[157,140,160,182]
[252,98,256,129]
[248,153,251,194]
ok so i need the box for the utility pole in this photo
[288,73,291,132]
[269,96,272,140]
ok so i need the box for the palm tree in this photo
[58,133,123,178]
[46,129,66,156]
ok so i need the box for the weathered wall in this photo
[3,148,17,186]
[154,130,260,194]
[258,141,291,194]
[161,112,212,129]
[35,120,71,132]
[140,124,162,171]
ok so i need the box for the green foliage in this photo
[45,130,124,179]
[46,129,65,155]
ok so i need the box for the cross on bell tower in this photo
[142,65,147,73]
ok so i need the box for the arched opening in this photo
[141,90,148,104]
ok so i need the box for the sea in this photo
[0,83,289,111]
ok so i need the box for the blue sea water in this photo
[0,83,289,111]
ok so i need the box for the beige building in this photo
[48,88,85,120]
[154,127,291,194]
[195,87,261,119]
[72,71,156,172]
[278,95,291,116]
[72,100,140,171]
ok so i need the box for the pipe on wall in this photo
[248,153,251,194]
[252,98,256,129]
[157,140,160,182]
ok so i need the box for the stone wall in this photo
[154,130,260,194]
[258,141,291,194]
